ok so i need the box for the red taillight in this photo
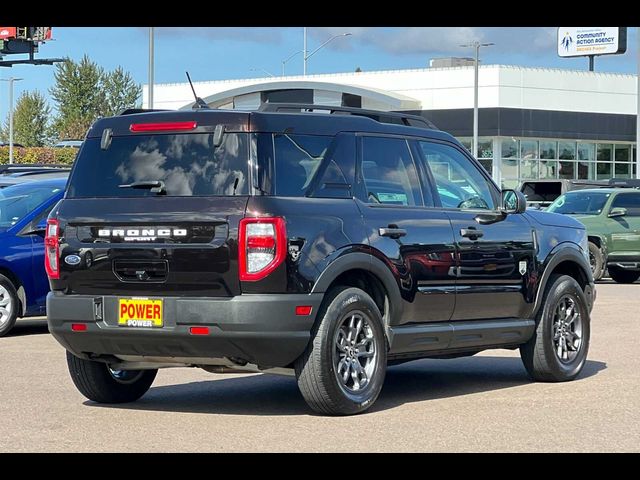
[129,121,197,133]
[238,217,286,282]
[44,219,60,279]
[190,326,210,335]
[71,323,87,332]
[295,306,312,316]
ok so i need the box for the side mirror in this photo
[502,189,527,214]
[608,207,627,218]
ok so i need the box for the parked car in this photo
[518,179,610,209]
[53,140,83,148]
[0,169,70,189]
[547,187,640,283]
[0,178,66,336]
[46,105,594,415]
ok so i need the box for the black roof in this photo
[86,106,456,144]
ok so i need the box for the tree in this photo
[50,55,106,140]
[49,56,142,141]
[102,67,142,117]
[0,90,51,146]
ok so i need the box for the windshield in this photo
[547,191,610,215]
[0,183,63,228]
[67,133,249,198]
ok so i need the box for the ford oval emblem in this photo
[64,255,81,266]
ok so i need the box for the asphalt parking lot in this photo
[1,281,638,452]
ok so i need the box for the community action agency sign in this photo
[558,27,627,57]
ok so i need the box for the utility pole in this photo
[460,41,494,159]
[1,77,23,164]
[303,27,307,76]
[148,27,154,109]
[636,27,640,179]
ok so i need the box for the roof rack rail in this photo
[608,178,640,188]
[0,164,71,175]
[117,108,170,116]
[258,103,437,130]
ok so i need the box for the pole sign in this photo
[558,27,627,57]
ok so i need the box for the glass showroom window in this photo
[558,141,576,179]
[539,140,558,180]
[614,144,631,178]
[597,144,613,180]
[477,138,493,175]
[577,142,596,180]
[518,139,537,180]
[500,138,518,185]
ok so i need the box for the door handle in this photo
[379,227,407,239]
[460,227,484,239]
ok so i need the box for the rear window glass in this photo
[67,133,249,197]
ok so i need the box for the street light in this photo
[282,50,303,76]
[249,68,276,78]
[0,77,23,164]
[303,29,352,76]
[148,27,154,109]
[460,41,494,159]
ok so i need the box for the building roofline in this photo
[148,64,637,88]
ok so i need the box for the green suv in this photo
[547,188,640,283]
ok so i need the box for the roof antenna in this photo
[185,71,210,109]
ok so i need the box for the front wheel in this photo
[608,266,640,284]
[66,351,157,403]
[295,287,387,415]
[588,242,604,281]
[520,274,590,382]
[0,274,19,338]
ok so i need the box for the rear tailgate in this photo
[52,196,248,296]
[49,113,251,297]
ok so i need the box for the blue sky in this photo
[0,27,637,124]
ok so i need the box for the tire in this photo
[295,287,387,415]
[607,266,640,284]
[0,274,19,338]
[588,242,604,281]
[66,350,157,403]
[520,274,590,382]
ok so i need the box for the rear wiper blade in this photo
[118,180,166,194]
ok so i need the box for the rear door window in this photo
[360,136,423,207]
[67,133,249,197]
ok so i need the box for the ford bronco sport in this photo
[46,104,596,415]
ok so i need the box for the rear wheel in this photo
[295,287,387,415]
[520,274,590,382]
[66,351,157,403]
[588,242,604,281]
[608,266,640,284]
[0,274,19,338]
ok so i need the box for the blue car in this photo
[0,178,66,336]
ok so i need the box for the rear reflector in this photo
[71,323,87,332]
[295,306,313,316]
[129,121,197,132]
[190,326,210,335]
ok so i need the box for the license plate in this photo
[118,299,163,327]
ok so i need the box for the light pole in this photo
[1,77,23,164]
[249,68,276,78]
[636,26,639,179]
[303,29,351,76]
[460,41,494,159]
[148,27,154,109]
[282,50,303,76]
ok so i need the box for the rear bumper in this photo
[47,292,324,368]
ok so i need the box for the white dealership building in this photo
[146,64,638,188]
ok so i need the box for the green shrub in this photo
[0,146,77,165]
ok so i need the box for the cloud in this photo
[145,27,286,44]
[309,27,559,56]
